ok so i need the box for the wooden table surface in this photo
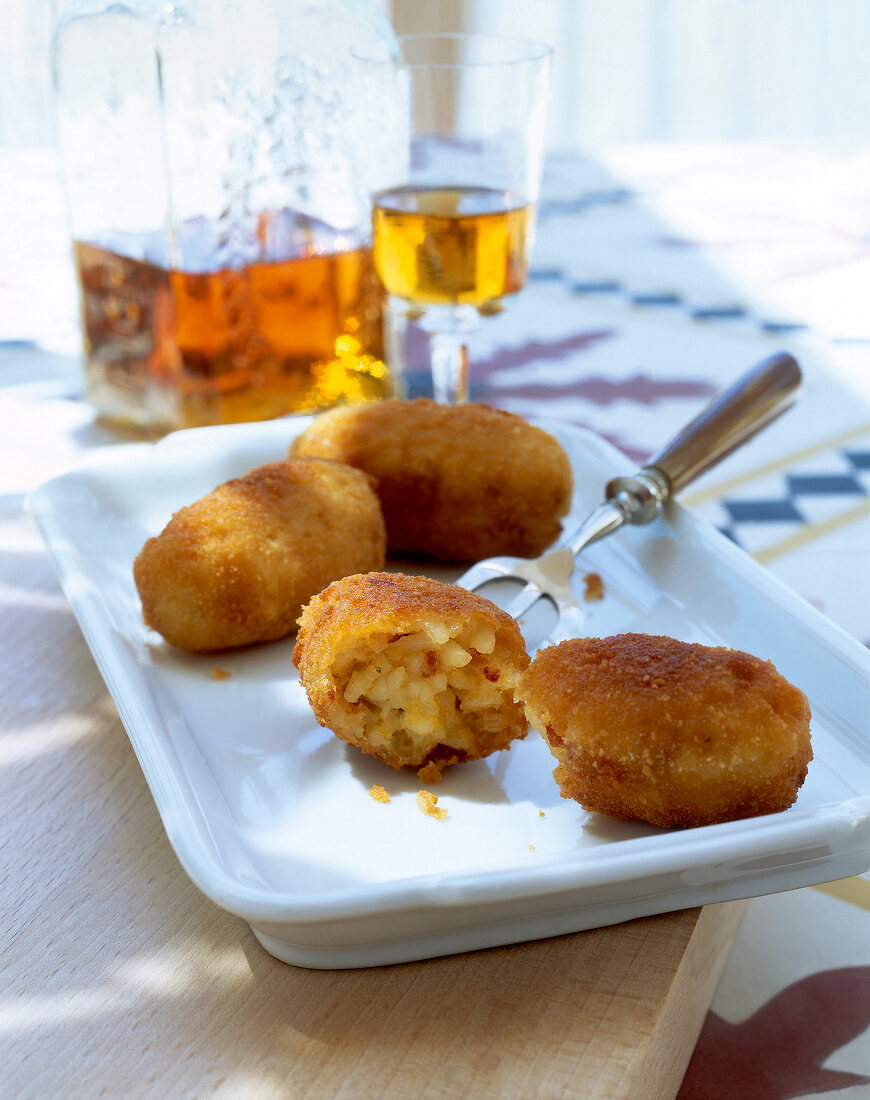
[2,499,745,1099]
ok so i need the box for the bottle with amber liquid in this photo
[53,0,406,431]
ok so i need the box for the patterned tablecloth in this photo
[2,143,869,1098]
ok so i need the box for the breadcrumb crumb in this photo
[538,810,546,817]
[369,784,391,804]
[583,572,605,602]
[529,844,536,851]
[417,790,447,820]
[211,666,231,681]
[416,762,443,785]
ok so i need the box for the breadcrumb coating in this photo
[290,399,573,561]
[134,459,385,652]
[518,633,812,829]
[294,572,530,781]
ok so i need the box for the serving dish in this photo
[29,416,870,968]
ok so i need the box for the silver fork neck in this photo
[565,499,628,555]
[604,466,671,526]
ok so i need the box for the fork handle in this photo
[605,352,801,523]
[647,351,801,493]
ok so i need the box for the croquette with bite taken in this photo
[294,571,530,782]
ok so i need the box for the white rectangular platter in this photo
[29,417,870,968]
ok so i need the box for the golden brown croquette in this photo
[134,459,385,652]
[518,633,812,829]
[290,399,573,561]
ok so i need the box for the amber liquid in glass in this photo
[372,186,532,310]
[74,213,390,431]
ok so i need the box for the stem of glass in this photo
[383,298,410,398]
[429,333,469,403]
[419,303,480,404]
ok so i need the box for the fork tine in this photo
[505,582,545,622]
[457,557,517,592]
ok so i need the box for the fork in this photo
[457,352,802,640]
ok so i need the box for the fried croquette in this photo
[294,572,530,781]
[518,633,812,829]
[290,399,573,561]
[134,459,385,652]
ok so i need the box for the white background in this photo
[7,0,870,151]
